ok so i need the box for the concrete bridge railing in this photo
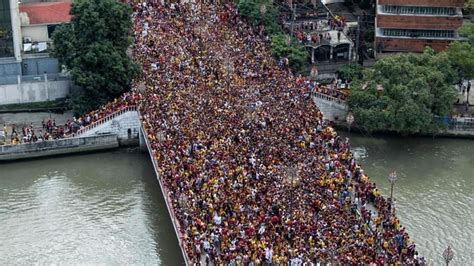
[0,134,119,161]
[140,123,191,265]
[70,106,138,137]
[312,91,349,122]
[67,106,190,263]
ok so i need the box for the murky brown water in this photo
[1,135,472,264]
[0,150,183,264]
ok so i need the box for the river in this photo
[0,149,183,264]
[0,137,472,264]
[341,132,473,265]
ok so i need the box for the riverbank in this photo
[340,132,473,264]
[332,122,474,140]
[0,134,120,161]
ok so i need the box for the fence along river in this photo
[341,132,473,265]
[0,133,471,264]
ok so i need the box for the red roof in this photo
[20,1,72,25]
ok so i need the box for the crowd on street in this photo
[130,1,424,264]
[0,1,425,264]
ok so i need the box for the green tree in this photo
[348,49,458,134]
[466,0,474,9]
[270,33,309,74]
[336,64,363,82]
[237,0,281,35]
[446,24,474,79]
[52,0,139,114]
[446,3,474,79]
[446,40,474,80]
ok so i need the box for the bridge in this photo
[311,91,349,122]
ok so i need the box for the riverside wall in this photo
[0,134,119,161]
[0,78,72,105]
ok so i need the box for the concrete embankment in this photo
[0,134,120,161]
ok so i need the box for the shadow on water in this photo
[0,149,183,264]
[138,151,185,265]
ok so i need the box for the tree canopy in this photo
[237,0,281,35]
[347,49,458,135]
[336,64,363,82]
[446,3,474,79]
[466,0,474,9]
[52,0,139,114]
[270,34,309,74]
[236,0,310,74]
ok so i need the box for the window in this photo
[383,5,457,16]
[47,25,57,39]
[382,29,455,38]
[0,0,14,58]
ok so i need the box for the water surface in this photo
[0,150,183,264]
[342,133,473,264]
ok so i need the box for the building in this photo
[375,0,465,53]
[280,2,355,65]
[0,0,72,105]
[19,0,72,75]
[0,0,22,81]
[0,0,71,79]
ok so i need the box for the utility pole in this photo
[355,16,360,63]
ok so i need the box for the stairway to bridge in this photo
[312,91,349,122]
[70,106,141,141]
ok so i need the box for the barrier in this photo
[312,91,348,108]
[449,117,474,131]
[70,106,138,137]
[139,121,191,265]
[0,134,119,161]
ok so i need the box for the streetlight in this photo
[283,166,300,217]
[286,35,292,46]
[388,171,397,213]
[346,111,354,133]
[443,246,454,266]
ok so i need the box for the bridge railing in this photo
[68,106,137,137]
[139,122,191,265]
[312,91,348,108]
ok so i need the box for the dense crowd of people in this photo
[129,1,424,264]
[1,120,65,145]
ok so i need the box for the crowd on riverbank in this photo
[130,1,424,264]
[1,121,64,145]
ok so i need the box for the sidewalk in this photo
[0,111,74,144]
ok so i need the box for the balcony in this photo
[377,5,463,17]
[22,41,53,56]
[378,0,465,8]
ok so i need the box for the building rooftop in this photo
[19,0,72,25]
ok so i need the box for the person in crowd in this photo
[2,1,421,264]
[124,1,424,264]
